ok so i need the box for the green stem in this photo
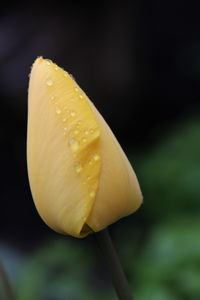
[95,229,133,300]
[0,262,15,300]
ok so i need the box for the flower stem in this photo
[95,229,133,300]
[0,262,14,300]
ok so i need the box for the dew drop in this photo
[82,137,86,143]
[76,120,82,127]
[46,79,53,86]
[74,162,82,174]
[74,129,79,135]
[46,59,52,65]
[68,138,79,152]
[90,129,94,134]
[92,153,100,161]
[89,191,95,198]
[54,66,58,70]
[62,118,67,122]
[74,87,79,92]
[84,130,89,135]
[69,74,75,80]
[70,111,76,117]
[50,95,55,101]
[63,71,68,77]
[56,108,61,115]
[79,94,83,99]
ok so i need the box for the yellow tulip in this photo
[27,57,142,238]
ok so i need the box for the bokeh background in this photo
[0,2,200,299]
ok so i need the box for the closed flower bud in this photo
[27,57,142,238]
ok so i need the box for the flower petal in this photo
[27,57,143,238]
[27,57,101,237]
[86,100,143,231]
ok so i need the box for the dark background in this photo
[0,2,200,300]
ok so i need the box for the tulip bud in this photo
[27,57,142,238]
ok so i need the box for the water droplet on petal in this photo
[92,153,100,161]
[70,111,76,117]
[76,120,82,126]
[68,138,79,152]
[69,74,75,80]
[46,79,53,86]
[46,59,52,65]
[85,130,89,135]
[74,162,82,174]
[62,118,67,122]
[54,66,58,70]
[89,191,95,198]
[56,108,61,115]
[50,95,55,101]
[82,137,86,143]
[63,72,68,77]
[74,87,79,92]
[90,129,94,134]
[74,129,79,135]
[79,94,83,99]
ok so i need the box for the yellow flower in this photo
[27,57,143,238]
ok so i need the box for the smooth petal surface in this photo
[27,57,142,238]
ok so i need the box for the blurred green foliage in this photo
[138,118,200,220]
[15,240,115,300]
[134,217,200,300]
[3,118,200,299]
[132,118,200,299]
